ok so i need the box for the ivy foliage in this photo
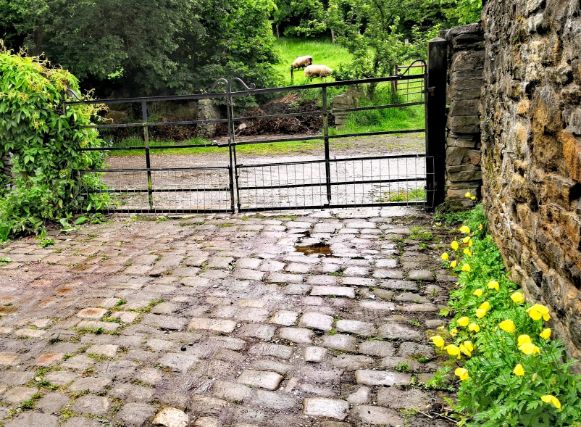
[0,49,108,240]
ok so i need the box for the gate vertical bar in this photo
[426,38,448,209]
[141,101,154,210]
[322,86,332,205]
[225,81,237,213]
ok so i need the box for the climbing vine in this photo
[0,48,108,240]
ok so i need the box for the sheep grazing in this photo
[291,55,313,69]
[304,65,333,79]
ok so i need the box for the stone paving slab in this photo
[0,207,455,426]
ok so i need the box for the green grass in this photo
[377,187,427,203]
[274,37,353,86]
[338,84,425,134]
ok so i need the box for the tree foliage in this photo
[273,0,328,38]
[0,49,108,238]
[0,0,280,97]
[327,0,481,79]
[0,0,483,95]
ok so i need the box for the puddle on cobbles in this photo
[295,242,333,256]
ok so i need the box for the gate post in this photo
[225,80,238,214]
[141,101,154,210]
[425,37,448,209]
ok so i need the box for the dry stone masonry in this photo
[480,0,581,359]
[443,24,485,206]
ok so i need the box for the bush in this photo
[0,48,108,240]
[432,198,581,426]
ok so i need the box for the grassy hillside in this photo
[274,38,353,86]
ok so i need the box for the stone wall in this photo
[443,24,484,207]
[480,0,581,360]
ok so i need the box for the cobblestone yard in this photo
[0,207,455,426]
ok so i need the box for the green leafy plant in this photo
[431,201,581,426]
[0,48,109,239]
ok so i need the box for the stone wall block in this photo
[448,115,481,134]
[197,99,222,138]
[447,165,483,182]
[449,99,481,117]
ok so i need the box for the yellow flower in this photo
[461,264,471,273]
[470,195,477,201]
[446,344,461,358]
[462,236,471,244]
[459,225,471,234]
[468,322,480,333]
[450,260,457,269]
[431,335,445,348]
[459,341,474,357]
[518,334,532,346]
[540,328,552,340]
[463,248,472,257]
[450,328,458,337]
[473,288,483,297]
[457,317,470,327]
[499,319,516,333]
[541,395,561,410]
[476,301,490,319]
[519,342,541,356]
[528,304,551,321]
[464,192,473,199]
[478,224,483,231]
[455,367,469,381]
[468,239,474,247]
[511,291,525,304]
[451,241,459,251]
[441,252,450,261]
[487,280,500,291]
[513,363,525,376]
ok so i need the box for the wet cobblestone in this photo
[0,207,455,425]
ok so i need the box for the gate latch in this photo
[428,87,437,96]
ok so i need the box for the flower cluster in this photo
[428,204,580,424]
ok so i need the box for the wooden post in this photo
[425,37,448,209]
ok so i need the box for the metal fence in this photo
[394,63,426,102]
[68,63,435,214]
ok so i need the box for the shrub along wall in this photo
[480,0,581,361]
[0,50,108,239]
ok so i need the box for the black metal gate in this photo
[70,60,441,214]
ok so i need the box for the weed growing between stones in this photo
[430,197,581,426]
